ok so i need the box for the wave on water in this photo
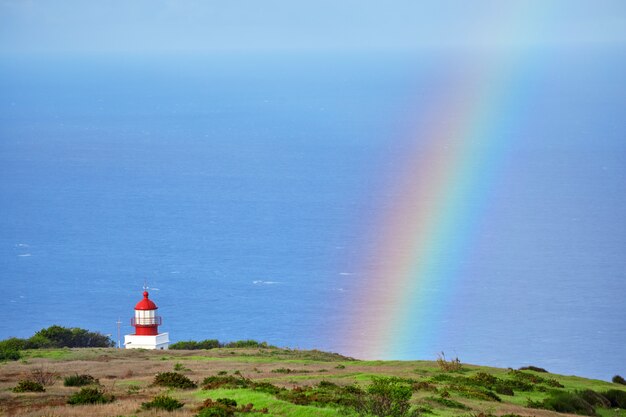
[252,280,281,285]
[18,253,31,257]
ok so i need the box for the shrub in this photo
[0,337,27,351]
[519,366,548,373]
[13,380,45,392]
[355,377,419,417]
[436,352,463,372]
[495,385,514,396]
[174,362,190,372]
[153,372,197,389]
[67,387,114,405]
[472,372,499,385]
[170,339,221,350]
[202,375,251,390]
[30,366,57,386]
[602,389,626,408]
[223,340,270,348]
[270,367,310,374]
[252,381,283,395]
[64,374,98,387]
[141,394,184,411]
[0,348,21,361]
[427,396,470,410]
[27,325,113,348]
[578,390,611,408]
[196,398,236,417]
[507,369,563,388]
[613,375,626,385]
[527,391,595,415]
[413,381,437,391]
[448,384,501,402]
[497,378,534,392]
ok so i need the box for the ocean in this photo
[0,50,624,381]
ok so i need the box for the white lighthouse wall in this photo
[124,333,169,350]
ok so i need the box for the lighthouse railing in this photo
[131,316,162,326]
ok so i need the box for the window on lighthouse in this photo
[136,309,155,325]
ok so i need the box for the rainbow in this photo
[339,9,546,360]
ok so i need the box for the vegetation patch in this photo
[2,325,113,350]
[354,377,420,417]
[603,389,626,408]
[171,339,222,350]
[507,369,564,388]
[67,387,115,405]
[63,373,98,386]
[528,390,596,415]
[197,397,268,416]
[153,371,198,389]
[519,365,548,373]
[271,367,311,374]
[203,374,253,390]
[13,380,45,392]
[0,348,21,361]
[613,375,626,386]
[141,394,185,411]
[436,352,463,372]
[427,395,470,410]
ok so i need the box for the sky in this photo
[1,1,626,55]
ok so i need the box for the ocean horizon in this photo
[1,49,625,381]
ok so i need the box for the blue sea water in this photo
[0,50,624,381]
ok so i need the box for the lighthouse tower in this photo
[124,290,170,350]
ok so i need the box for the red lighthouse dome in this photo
[130,291,162,336]
[135,291,158,310]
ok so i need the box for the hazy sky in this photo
[1,0,625,55]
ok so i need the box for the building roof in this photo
[135,291,158,310]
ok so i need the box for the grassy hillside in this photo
[1,347,624,417]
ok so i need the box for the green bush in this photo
[613,375,626,385]
[153,372,197,389]
[357,377,419,417]
[507,369,563,388]
[21,325,113,348]
[495,385,514,396]
[0,348,21,361]
[67,387,114,405]
[0,337,27,351]
[13,380,45,392]
[252,381,283,395]
[519,366,548,373]
[202,375,251,390]
[223,340,270,348]
[527,391,595,415]
[141,394,184,411]
[196,398,236,417]
[472,372,499,385]
[64,374,98,387]
[170,339,221,350]
[602,389,626,408]
[578,390,611,408]
[174,362,190,372]
[427,396,470,410]
[448,383,501,402]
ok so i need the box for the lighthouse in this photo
[124,290,170,350]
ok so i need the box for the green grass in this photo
[4,346,626,417]
[196,388,356,417]
[21,348,74,360]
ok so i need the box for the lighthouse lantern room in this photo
[124,290,170,350]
